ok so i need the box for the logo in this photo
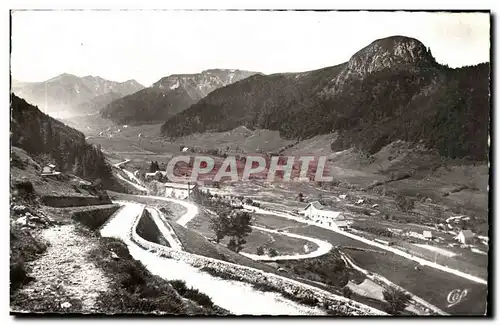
[447,289,467,307]
[164,154,334,183]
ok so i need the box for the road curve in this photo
[243,204,488,285]
[240,225,333,261]
[101,202,326,315]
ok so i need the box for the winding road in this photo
[107,163,485,315]
[100,200,383,315]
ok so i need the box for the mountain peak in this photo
[47,73,80,82]
[347,35,434,75]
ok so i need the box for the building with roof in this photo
[41,164,61,176]
[303,201,348,230]
[163,182,197,200]
[423,230,433,240]
[455,230,475,245]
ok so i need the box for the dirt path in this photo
[18,225,110,312]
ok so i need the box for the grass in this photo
[343,248,488,315]
[284,222,488,315]
[276,251,363,288]
[186,208,318,256]
[10,225,47,293]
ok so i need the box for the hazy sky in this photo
[11,10,490,86]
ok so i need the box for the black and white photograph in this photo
[8,8,491,317]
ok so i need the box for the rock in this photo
[111,252,119,260]
[60,301,72,309]
[15,216,27,226]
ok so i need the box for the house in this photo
[145,171,169,181]
[41,164,59,175]
[303,201,348,230]
[423,231,433,240]
[164,182,197,200]
[455,230,475,245]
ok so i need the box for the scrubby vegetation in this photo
[276,251,352,288]
[382,287,411,315]
[350,224,393,238]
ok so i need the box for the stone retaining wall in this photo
[71,204,121,230]
[42,195,112,208]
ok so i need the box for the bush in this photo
[256,246,265,256]
[268,248,278,257]
[395,195,415,212]
[13,180,34,196]
[351,224,393,238]
[169,280,215,309]
[382,288,411,315]
[342,286,353,298]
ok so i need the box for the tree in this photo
[395,195,415,213]
[226,211,253,253]
[209,211,231,243]
[382,288,411,315]
[342,286,353,299]
[209,210,253,252]
[256,246,265,256]
[73,156,83,176]
[149,161,160,173]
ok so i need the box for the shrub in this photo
[395,195,415,212]
[169,280,215,309]
[13,180,34,197]
[342,286,353,298]
[268,248,278,257]
[382,288,411,315]
[256,246,265,256]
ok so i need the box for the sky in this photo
[10,10,490,86]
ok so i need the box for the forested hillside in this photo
[10,94,122,190]
[100,69,259,125]
[161,36,490,161]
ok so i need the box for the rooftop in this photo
[163,182,197,190]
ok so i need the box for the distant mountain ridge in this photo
[161,36,489,160]
[100,69,259,125]
[11,73,144,118]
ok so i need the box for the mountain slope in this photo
[100,69,259,125]
[12,74,144,118]
[10,94,122,190]
[161,36,489,160]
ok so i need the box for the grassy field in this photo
[186,208,318,256]
[344,248,488,315]
[280,223,488,315]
